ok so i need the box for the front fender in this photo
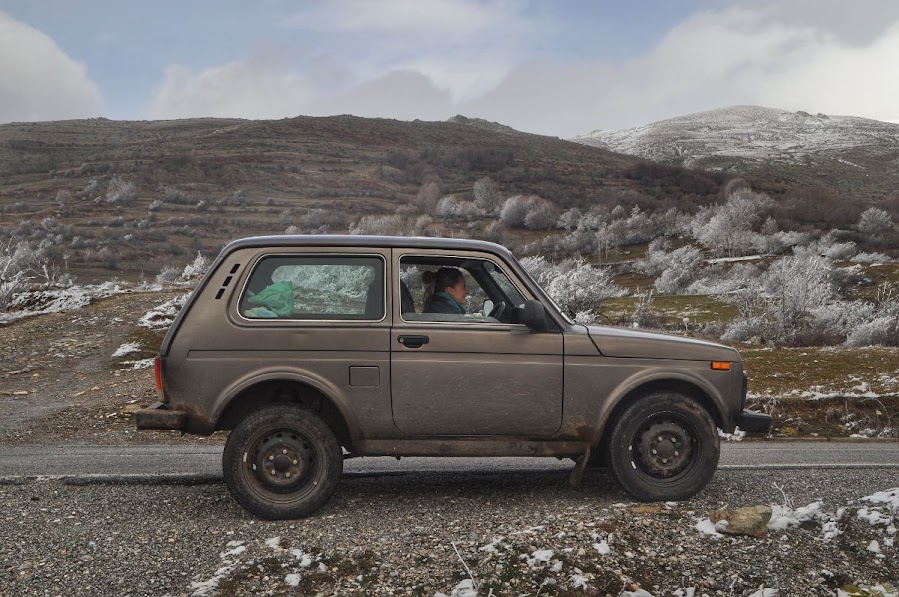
[590,366,731,445]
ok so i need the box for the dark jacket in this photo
[424,292,465,314]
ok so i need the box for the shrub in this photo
[473,177,501,215]
[523,198,557,231]
[499,195,530,227]
[106,176,136,204]
[857,207,894,239]
[520,256,624,317]
[851,252,892,264]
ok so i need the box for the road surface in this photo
[1,441,897,482]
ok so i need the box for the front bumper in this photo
[134,402,186,431]
[737,410,772,433]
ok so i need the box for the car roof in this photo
[221,235,514,259]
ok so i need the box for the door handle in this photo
[398,335,429,348]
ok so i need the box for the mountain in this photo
[574,105,899,202]
[0,115,725,278]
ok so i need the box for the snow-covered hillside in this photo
[574,105,899,168]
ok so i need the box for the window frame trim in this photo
[396,252,530,327]
[235,251,388,324]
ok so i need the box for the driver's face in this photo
[446,278,468,304]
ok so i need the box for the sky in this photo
[1,0,898,137]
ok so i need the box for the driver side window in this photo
[398,256,508,323]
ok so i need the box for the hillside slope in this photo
[574,105,899,201]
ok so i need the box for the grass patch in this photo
[602,294,739,328]
[742,346,899,398]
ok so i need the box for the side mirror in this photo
[482,299,494,317]
[520,300,548,331]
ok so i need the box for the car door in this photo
[390,249,563,436]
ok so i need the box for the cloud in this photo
[288,0,531,42]
[461,8,899,136]
[0,12,103,123]
[146,5,899,136]
[147,59,312,120]
[148,56,453,122]
[285,0,539,100]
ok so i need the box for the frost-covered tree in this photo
[857,207,893,239]
[473,177,501,215]
[691,189,768,257]
[416,181,441,216]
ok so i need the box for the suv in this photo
[136,235,770,519]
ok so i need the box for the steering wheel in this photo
[488,301,506,320]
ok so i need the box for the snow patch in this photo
[112,342,141,357]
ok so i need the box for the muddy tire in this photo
[607,393,719,502]
[223,404,342,519]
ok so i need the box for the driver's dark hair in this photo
[422,267,463,311]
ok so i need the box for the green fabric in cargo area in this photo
[245,281,294,317]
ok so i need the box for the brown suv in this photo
[135,235,770,519]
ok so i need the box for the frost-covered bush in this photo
[106,177,136,204]
[520,256,624,317]
[687,263,758,295]
[304,208,344,231]
[437,196,483,220]
[1,240,44,309]
[155,265,180,285]
[851,252,892,264]
[773,230,810,250]
[558,208,582,231]
[499,195,557,230]
[148,199,163,212]
[181,252,209,280]
[846,286,899,346]
[638,238,673,277]
[653,246,705,294]
[721,253,838,344]
[524,198,557,231]
[823,241,857,261]
[349,215,408,236]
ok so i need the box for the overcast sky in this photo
[2,0,898,137]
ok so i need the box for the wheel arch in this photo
[213,370,358,450]
[595,373,725,450]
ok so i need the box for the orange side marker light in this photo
[711,361,731,371]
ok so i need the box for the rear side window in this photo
[239,255,384,320]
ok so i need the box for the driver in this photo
[422,267,468,314]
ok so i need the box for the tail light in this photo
[154,356,165,401]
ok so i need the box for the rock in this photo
[709,506,772,537]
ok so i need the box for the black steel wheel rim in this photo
[628,414,701,483]
[244,427,318,497]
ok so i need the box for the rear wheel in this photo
[606,393,719,501]
[223,404,342,519]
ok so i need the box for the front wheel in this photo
[606,393,719,502]
[223,405,342,519]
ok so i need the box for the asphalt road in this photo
[0,441,897,481]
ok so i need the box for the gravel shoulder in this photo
[1,469,897,596]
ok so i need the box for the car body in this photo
[136,235,770,519]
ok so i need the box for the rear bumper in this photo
[737,410,772,433]
[134,402,186,431]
